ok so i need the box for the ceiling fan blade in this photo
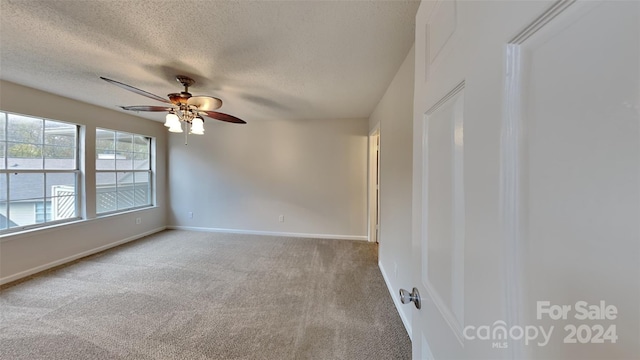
[121,105,174,112]
[202,111,247,124]
[100,77,171,104]
[187,96,223,111]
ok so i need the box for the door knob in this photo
[399,287,421,309]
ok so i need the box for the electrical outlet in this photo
[135,217,142,225]
[188,212,193,219]
[279,215,284,222]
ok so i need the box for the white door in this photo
[411,1,639,359]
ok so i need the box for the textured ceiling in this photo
[0,0,419,123]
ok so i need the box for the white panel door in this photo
[411,1,639,359]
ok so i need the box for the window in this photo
[0,111,80,233]
[96,129,152,214]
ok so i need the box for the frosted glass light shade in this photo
[191,117,204,135]
[168,121,183,133]
[164,112,180,128]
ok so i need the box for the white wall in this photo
[368,46,415,336]
[0,80,168,284]
[168,117,368,239]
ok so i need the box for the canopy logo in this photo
[463,321,553,348]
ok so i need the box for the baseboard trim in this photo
[0,226,166,286]
[379,261,412,340]
[167,226,368,241]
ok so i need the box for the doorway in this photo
[368,125,380,243]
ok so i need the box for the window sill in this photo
[0,205,159,243]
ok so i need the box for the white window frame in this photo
[0,111,81,235]
[95,128,154,216]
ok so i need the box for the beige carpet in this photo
[0,230,411,359]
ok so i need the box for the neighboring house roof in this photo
[3,157,149,201]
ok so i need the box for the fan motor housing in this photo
[168,92,192,105]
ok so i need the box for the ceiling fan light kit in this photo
[100,75,246,143]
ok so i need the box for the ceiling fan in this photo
[100,75,246,135]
